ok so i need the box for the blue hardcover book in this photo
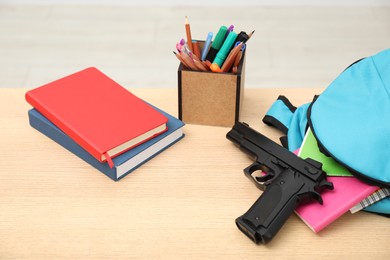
[28,108,185,181]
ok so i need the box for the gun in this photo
[226,122,333,244]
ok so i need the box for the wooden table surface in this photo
[1,88,388,259]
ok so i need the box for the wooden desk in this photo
[1,88,388,259]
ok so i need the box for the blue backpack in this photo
[263,49,390,215]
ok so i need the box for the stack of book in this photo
[26,67,185,181]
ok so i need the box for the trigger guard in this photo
[243,162,274,191]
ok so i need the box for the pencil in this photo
[193,59,207,71]
[190,52,209,71]
[247,30,255,41]
[185,16,193,52]
[221,42,243,72]
[231,50,242,74]
[173,51,189,69]
[180,51,198,71]
[192,41,201,60]
[201,61,211,71]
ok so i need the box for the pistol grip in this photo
[236,170,303,244]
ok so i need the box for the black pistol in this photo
[226,122,333,244]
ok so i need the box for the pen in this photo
[185,16,193,52]
[236,31,250,44]
[221,42,243,72]
[176,39,185,53]
[228,31,250,53]
[201,32,213,61]
[213,31,238,67]
[205,25,228,62]
[225,25,234,37]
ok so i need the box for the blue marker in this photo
[201,32,213,61]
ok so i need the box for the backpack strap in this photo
[262,96,296,149]
[263,95,296,134]
[263,95,310,152]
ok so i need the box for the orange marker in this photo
[185,16,193,52]
[210,63,222,73]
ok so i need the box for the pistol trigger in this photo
[243,162,273,191]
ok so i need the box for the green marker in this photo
[205,25,228,62]
[213,31,238,67]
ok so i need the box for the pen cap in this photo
[205,26,228,62]
[201,32,213,61]
[213,32,238,67]
[211,26,228,49]
[236,31,250,43]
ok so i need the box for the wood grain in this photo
[0,88,388,259]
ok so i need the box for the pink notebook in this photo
[295,176,377,232]
[293,146,378,233]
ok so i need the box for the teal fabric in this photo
[263,48,390,215]
[286,103,310,152]
[364,198,390,215]
[264,98,310,152]
[309,49,390,187]
[266,99,294,132]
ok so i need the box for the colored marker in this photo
[201,32,213,61]
[205,25,228,62]
[210,63,222,73]
[176,39,185,53]
[228,31,249,53]
[226,25,234,37]
[213,31,238,67]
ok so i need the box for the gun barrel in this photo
[227,122,324,182]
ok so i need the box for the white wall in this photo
[2,0,390,5]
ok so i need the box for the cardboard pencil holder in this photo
[177,46,246,127]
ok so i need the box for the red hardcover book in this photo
[25,67,168,166]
